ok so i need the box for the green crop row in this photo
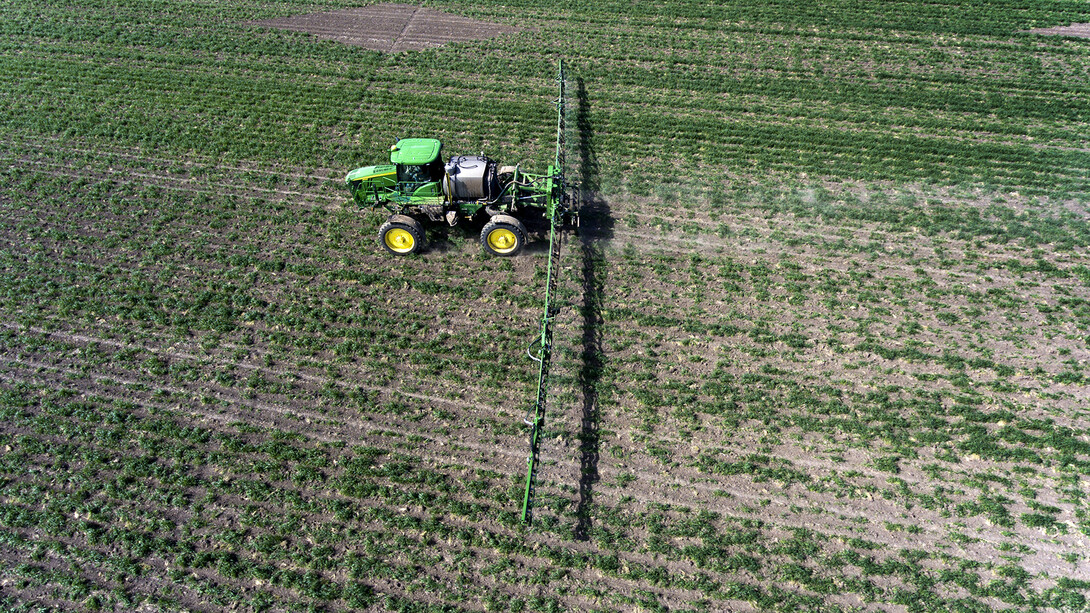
[4,378,1085,612]
[438,0,1088,38]
[3,0,1090,610]
[2,0,1087,196]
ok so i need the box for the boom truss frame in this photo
[520,60,569,525]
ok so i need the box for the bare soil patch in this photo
[1023,22,1090,38]
[249,3,520,52]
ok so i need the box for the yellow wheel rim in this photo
[487,228,519,254]
[384,227,416,254]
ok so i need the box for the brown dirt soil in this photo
[1023,23,1090,38]
[248,3,520,52]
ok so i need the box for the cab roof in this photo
[389,138,442,165]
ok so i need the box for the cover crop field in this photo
[2,0,1090,611]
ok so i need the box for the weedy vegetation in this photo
[1,0,1089,610]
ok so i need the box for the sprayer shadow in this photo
[573,76,611,542]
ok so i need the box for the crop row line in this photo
[0,354,537,474]
[0,381,791,606]
[0,517,337,612]
[3,354,1029,565]
[0,356,571,522]
[1,417,961,613]
[3,159,341,210]
[2,322,511,419]
[0,484,732,613]
[1,132,337,183]
[0,225,540,350]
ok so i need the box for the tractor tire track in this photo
[1,322,503,413]
[389,4,423,53]
[0,356,538,474]
[4,338,1077,604]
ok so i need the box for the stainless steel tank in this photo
[444,155,499,201]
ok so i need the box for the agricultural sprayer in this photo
[344,62,575,523]
[344,68,575,257]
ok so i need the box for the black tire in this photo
[378,215,425,255]
[480,215,527,257]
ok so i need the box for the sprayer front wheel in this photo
[379,215,425,255]
[480,215,527,257]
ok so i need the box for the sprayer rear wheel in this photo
[480,215,527,257]
[379,215,425,255]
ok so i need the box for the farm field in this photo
[2,0,1090,611]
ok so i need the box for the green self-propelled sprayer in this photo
[344,62,574,524]
[344,63,574,258]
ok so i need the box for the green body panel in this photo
[389,139,442,165]
[345,164,397,206]
[410,182,442,198]
[345,164,396,183]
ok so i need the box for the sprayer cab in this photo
[390,138,445,185]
